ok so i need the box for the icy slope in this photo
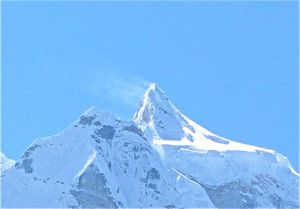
[0,153,15,172]
[1,108,214,208]
[133,83,299,208]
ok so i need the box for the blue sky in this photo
[2,2,298,171]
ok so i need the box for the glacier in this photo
[1,83,299,208]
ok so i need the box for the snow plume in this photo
[84,69,149,107]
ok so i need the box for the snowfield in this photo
[1,83,299,208]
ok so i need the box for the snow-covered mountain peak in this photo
[133,83,217,142]
[82,107,117,119]
[146,83,169,101]
[133,83,185,140]
[82,106,99,116]
[134,83,170,114]
[1,84,299,209]
[133,84,299,177]
[75,107,122,128]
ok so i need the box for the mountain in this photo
[0,153,15,172]
[1,83,299,208]
[134,83,299,208]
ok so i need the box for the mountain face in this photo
[1,83,299,208]
[0,153,15,173]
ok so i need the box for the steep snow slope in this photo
[1,83,298,208]
[133,83,299,208]
[0,153,15,172]
[1,108,214,208]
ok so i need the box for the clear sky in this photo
[2,2,299,171]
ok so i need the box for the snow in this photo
[2,106,204,208]
[1,83,299,208]
[134,83,296,171]
[0,153,15,172]
[75,149,97,178]
[133,83,299,207]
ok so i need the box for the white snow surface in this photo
[0,153,15,172]
[133,83,299,208]
[1,83,299,208]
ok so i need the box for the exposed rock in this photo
[95,125,115,141]
[146,168,160,181]
[22,144,41,158]
[201,180,257,209]
[15,158,34,174]
[70,164,118,208]
[79,115,96,126]
[123,125,143,137]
